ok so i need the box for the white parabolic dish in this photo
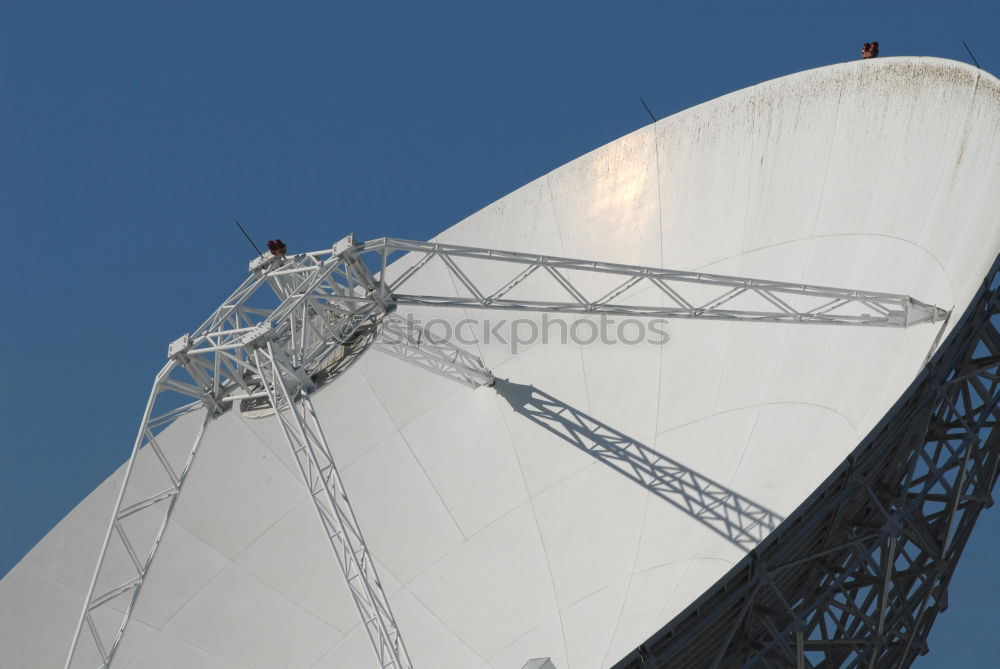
[3,57,1000,669]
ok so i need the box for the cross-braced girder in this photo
[65,233,950,669]
[62,359,214,669]
[613,254,1000,669]
[252,338,412,669]
[373,313,494,387]
[357,238,949,327]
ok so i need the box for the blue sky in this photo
[2,2,998,666]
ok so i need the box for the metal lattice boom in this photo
[252,338,412,668]
[359,238,948,327]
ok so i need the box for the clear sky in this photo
[2,2,998,666]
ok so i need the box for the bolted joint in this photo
[241,322,275,350]
[372,283,395,310]
[249,253,285,276]
[168,334,193,360]
[332,233,357,257]
[202,393,227,417]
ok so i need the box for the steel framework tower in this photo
[64,235,948,669]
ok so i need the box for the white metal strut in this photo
[357,238,949,327]
[65,234,948,669]
[374,313,494,388]
[251,336,412,669]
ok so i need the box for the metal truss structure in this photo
[374,313,494,388]
[65,235,948,669]
[250,338,412,668]
[613,254,1000,669]
[358,238,947,327]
